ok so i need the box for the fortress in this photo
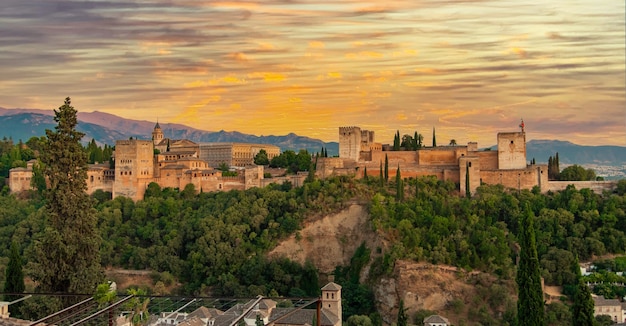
[9,122,611,200]
[317,124,549,195]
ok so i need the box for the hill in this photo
[0,108,339,155]
[526,139,626,166]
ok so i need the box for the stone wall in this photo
[546,181,618,193]
[480,167,541,192]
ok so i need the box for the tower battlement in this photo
[339,126,360,134]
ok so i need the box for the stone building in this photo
[199,143,280,168]
[330,125,549,195]
[7,123,275,201]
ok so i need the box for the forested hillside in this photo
[0,174,625,325]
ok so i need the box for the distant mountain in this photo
[2,108,622,165]
[483,139,625,167]
[0,108,339,155]
[526,139,626,166]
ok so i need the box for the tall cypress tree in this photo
[516,204,545,326]
[384,154,389,183]
[395,165,403,201]
[413,131,418,150]
[29,97,103,294]
[432,127,437,147]
[572,256,595,326]
[4,241,25,315]
[379,161,384,188]
[397,299,408,326]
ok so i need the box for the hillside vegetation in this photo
[1,175,625,325]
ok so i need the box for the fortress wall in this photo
[417,148,465,165]
[362,165,459,183]
[545,181,618,193]
[478,151,499,170]
[371,151,418,165]
[260,174,307,188]
[480,168,539,191]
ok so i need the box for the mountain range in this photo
[1,107,624,167]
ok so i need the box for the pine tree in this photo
[432,127,437,147]
[29,97,103,295]
[4,242,25,316]
[516,204,545,326]
[571,256,595,326]
[397,299,408,326]
[384,154,389,183]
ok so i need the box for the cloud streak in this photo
[0,0,623,146]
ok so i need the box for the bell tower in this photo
[152,121,164,146]
[321,282,342,323]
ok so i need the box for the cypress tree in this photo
[384,154,389,183]
[29,97,103,295]
[555,152,560,178]
[379,161,384,188]
[432,127,437,147]
[397,299,408,326]
[413,131,418,150]
[516,204,545,326]
[393,131,400,151]
[363,166,368,181]
[572,256,595,326]
[396,165,403,201]
[4,242,25,315]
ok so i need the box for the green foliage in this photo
[548,154,560,180]
[571,255,595,326]
[516,204,545,326]
[269,150,312,173]
[412,309,436,325]
[545,302,571,326]
[396,300,408,326]
[384,155,389,182]
[347,315,373,326]
[29,97,103,294]
[559,165,597,181]
[254,149,270,165]
[393,131,400,151]
[595,315,614,326]
[3,242,25,316]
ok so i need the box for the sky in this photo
[1,0,624,147]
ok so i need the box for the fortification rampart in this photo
[545,181,618,193]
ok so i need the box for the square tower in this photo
[113,139,154,200]
[497,132,527,170]
[321,282,342,324]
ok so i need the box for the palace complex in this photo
[317,124,549,195]
[10,122,611,201]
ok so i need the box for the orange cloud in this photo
[308,41,325,49]
[227,52,250,62]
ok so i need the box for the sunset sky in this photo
[1,0,624,146]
